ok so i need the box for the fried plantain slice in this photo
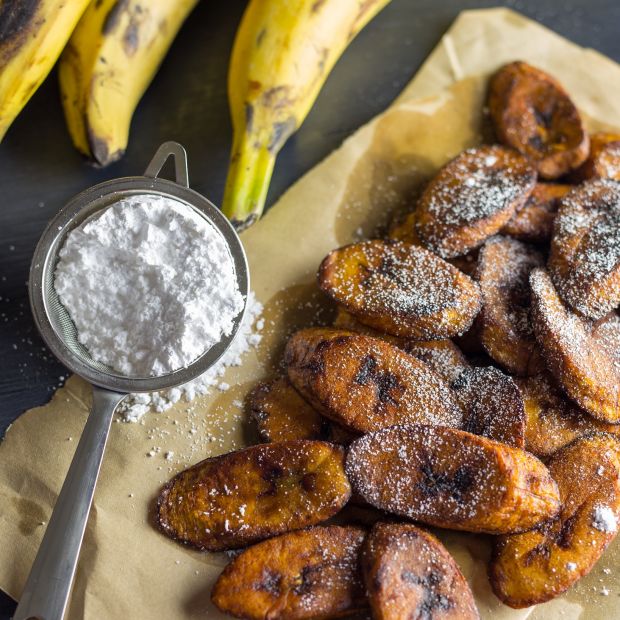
[501,183,571,243]
[488,61,589,179]
[285,328,464,433]
[285,328,463,433]
[318,239,482,340]
[249,377,332,443]
[530,268,620,422]
[452,366,526,448]
[361,522,479,620]
[334,308,470,385]
[403,339,471,386]
[490,433,620,607]
[415,145,536,259]
[388,209,424,246]
[156,440,351,551]
[572,132,620,182]
[517,372,620,458]
[477,236,545,376]
[211,525,367,620]
[346,424,560,535]
[548,179,620,319]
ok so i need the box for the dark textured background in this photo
[1,0,619,615]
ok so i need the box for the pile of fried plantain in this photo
[154,60,620,618]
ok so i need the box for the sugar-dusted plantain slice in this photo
[335,308,470,387]
[211,525,367,620]
[361,522,479,620]
[285,328,464,433]
[501,183,571,243]
[249,377,332,443]
[477,236,544,376]
[403,339,470,386]
[415,145,536,259]
[490,433,620,607]
[530,268,620,422]
[572,132,620,182]
[346,424,560,535]
[452,366,526,448]
[318,239,482,340]
[156,440,351,551]
[548,179,620,319]
[334,308,470,385]
[517,372,620,458]
[488,61,589,179]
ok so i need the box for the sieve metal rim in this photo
[29,150,249,394]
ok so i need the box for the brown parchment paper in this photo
[2,8,620,619]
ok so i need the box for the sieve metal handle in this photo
[14,387,124,620]
[144,141,189,188]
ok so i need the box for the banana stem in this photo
[222,137,276,229]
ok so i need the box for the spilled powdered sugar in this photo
[118,293,263,422]
[592,504,617,533]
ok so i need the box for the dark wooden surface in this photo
[1,0,619,615]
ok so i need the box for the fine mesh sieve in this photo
[15,142,249,620]
[30,142,248,393]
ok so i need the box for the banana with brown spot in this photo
[223,0,392,228]
[0,0,90,141]
[59,0,198,167]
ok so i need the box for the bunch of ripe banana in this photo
[0,0,197,165]
[0,0,390,214]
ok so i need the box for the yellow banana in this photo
[0,0,90,141]
[222,0,392,227]
[59,0,198,167]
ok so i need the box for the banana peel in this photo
[59,0,198,167]
[0,0,90,141]
[223,0,392,228]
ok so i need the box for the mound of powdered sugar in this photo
[54,194,245,377]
